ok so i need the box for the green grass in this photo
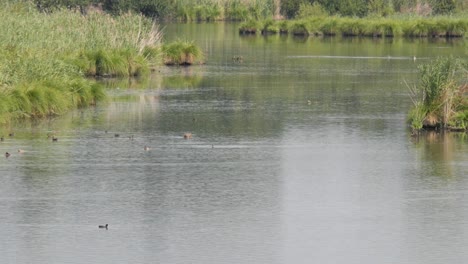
[241,16,468,38]
[239,19,261,34]
[0,1,164,122]
[162,40,204,66]
[407,57,468,131]
[261,19,280,34]
[169,0,275,21]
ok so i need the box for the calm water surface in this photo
[1,23,467,264]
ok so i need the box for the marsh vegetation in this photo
[0,1,204,123]
[240,16,468,38]
[407,57,468,132]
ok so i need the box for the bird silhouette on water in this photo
[99,224,108,229]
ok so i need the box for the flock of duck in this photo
[2,132,61,158]
[3,131,194,158]
[3,130,194,230]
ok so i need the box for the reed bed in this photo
[241,16,468,38]
[0,1,162,122]
[407,57,468,132]
[172,0,275,21]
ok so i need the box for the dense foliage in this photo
[29,0,468,20]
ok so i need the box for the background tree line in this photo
[31,0,467,19]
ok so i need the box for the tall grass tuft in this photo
[239,19,261,34]
[407,57,468,131]
[261,18,279,34]
[162,40,204,66]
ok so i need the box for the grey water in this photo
[1,23,467,264]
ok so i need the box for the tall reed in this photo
[407,57,468,131]
[170,0,275,21]
[0,1,162,122]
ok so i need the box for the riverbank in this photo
[239,16,468,38]
[0,2,203,123]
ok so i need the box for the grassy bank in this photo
[407,57,468,132]
[0,2,198,123]
[240,16,468,38]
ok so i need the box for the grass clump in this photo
[162,40,204,66]
[290,20,312,36]
[239,19,261,34]
[261,19,280,35]
[407,57,468,131]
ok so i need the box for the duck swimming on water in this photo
[99,224,108,229]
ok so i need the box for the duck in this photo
[232,55,244,62]
[0,136,4,142]
[5,152,11,158]
[183,133,192,139]
[114,134,120,138]
[52,136,58,142]
[8,133,14,137]
[144,146,151,151]
[17,149,25,153]
[98,224,108,229]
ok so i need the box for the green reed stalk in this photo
[407,57,468,131]
[0,1,163,122]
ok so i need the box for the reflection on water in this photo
[0,23,467,264]
[411,131,468,179]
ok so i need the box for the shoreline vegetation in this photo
[1,0,467,126]
[407,57,468,133]
[239,16,468,38]
[0,1,203,123]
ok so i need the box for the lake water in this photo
[1,23,467,264]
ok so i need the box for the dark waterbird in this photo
[5,152,11,158]
[99,224,108,229]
